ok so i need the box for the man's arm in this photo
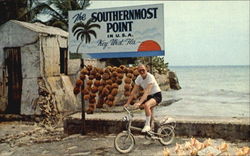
[124,84,139,106]
[136,83,153,105]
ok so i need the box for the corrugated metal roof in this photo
[11,20,68,37]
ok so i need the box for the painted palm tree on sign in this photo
[72,18,101,53]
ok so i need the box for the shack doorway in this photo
[4,47,22,114]
[60,48,68,75]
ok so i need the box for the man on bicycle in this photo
[124,64,162,132]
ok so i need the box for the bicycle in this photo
[114,106,176,153]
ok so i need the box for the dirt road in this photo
[0,121,249,156]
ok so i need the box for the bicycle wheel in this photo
[157,125,175,146]
[114,132,135,153]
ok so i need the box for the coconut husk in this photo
[90,92,96,98]
[116,78,123,85]
[94,80,101,87]
[112,71,118,77]
[73,87,80,95]
[101,88,109,96]
[126,73,133,79]
[83,94,90,100]
[133,70,139,77]
[106,100,114,107]
[117,73,124,79]
[86,80,93,86]
[81,88,89,95]
[88,74,95,80]
[116,67,123,73]
[79,74,86,80]
[89,98,96,104]
[90,68,97,76]
[111,88,118,96]
[80,68,89,75]
[100,80,106,86]
[124,77,132,84]
[107,94,114,101]
[119,65,126,70]
[105,84,112,91]
[124,84,131,91]
[75,79,83,87]
[102,73,110,80]
[111,83,118,89]
[95,73,102,80]
[106,79,113,85]
[124,91,130,96]
[86,65,93,71]
[86,107,94,114]
[111,77,117,83]
[98,86,104,92]
[127,68,134,73]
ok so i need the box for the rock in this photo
[168,71,181,90]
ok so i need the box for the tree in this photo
[32,0,90,30]
[0,0,34,25]
[72,18,101,53]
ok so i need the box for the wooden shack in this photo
[0,20,80,115]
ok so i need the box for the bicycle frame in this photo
[123,107,176,136]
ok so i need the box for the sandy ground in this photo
[0,121,249,156]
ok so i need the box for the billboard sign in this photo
[68,4,164,58]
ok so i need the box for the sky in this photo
[88,1,249,66]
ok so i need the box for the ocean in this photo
[157,65,250,117]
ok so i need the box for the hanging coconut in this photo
[106,79,113,85]
[116,67,123,73]
[89,98,96,104]
[81,88,89,95]
[98,86,104,92]
[111,83,118,89]
[106,100,114,107]
[73,87,80,95]
[102,73,110,80]
[119,65,126,70]
[107,94,114,101]
[99,80,105,86]
[104,68,111,73]
[86,107,94,114]
[111,77,117,83]
[105,84,112,91]
[80,74,86,80]
[91,86,98,93]
[84,94,90,100]
[90,92,96,98]
[94,80,101,87]
[95,73,102,80]
[124,77,132,84]
[127,68,134,73]
[117,73,124,79]
[101,87,110,96]
[116,78,123,85]
[86,65,93,71]
[124,90,130,96]
[124,84,132,91]
[75,79,83,87]
[112,71,118,77]
[111,88,118,96]
[133,69,139,77]
[80,68,89,75]
[86,80,93,86]
[90,68,97,76]
[88,74,95,80]
[126,73,133,79]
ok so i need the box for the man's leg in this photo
[142,98,157,132]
